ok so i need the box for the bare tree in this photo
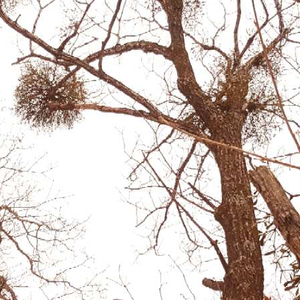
[0,131,104,299]
[1,0,300,299]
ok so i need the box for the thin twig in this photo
[98,0,123,70]
[252,0,300,154]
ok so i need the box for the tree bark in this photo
[249,166,300,262]
[202,278,224,292]
[211,126,264,300]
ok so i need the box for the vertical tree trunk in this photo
[212,130,264,300]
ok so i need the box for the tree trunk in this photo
[249,166,300,262]
[212,129,264,300]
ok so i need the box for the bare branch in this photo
[202,277,224,292]
[252,0,300,153]
[58,0,96,52]
[86,41,171,62]
[239,0,269,61]
[249,166,300,262]
[176,202,228,272]
[98,0,123,70]
[48,101,300,171]
[171,140,197,201]
[188,183,217,210]
[233,0,241,65]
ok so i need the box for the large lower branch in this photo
[47,102,300,171]
[46,102,206,137]
[249,166,300,261]
[159,0,217,125]
[86,41,171,63]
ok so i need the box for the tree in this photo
[1,0,300,299]
[0,130,104,299]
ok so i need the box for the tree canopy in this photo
[1,0,300,299]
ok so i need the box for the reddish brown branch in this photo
[188,183,217,210]
[57,0,95,52]
[202,277,224,292]
[0,5,168,117]
[86,41,171,62]
[176,202,228,272]
[142,154,173,248]
[171,140,197,201]
[47,101,300,171]
[239,0,269,60]
[128,129,175,181]
[249,166,300,262]
[233,0,241,65]
[159,0,217,124]
[98,0,123,70]
[0,276,18,300]
[252,0,300,153]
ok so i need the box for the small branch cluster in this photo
[0,134,104,300]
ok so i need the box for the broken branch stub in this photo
[249,166,300,262]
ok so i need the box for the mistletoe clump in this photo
[242,52,282,145]
[15,61,87,131]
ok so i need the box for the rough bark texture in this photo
[249,166,300,262]
[159,9,265,298]
[202,278,224,292]
[157,7,265,297]
[210,116,264,300]
[214,150,264,299]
